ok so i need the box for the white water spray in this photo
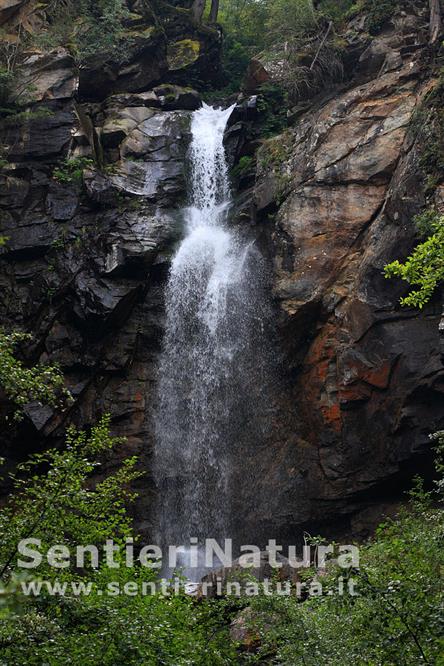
[155,104,271,579]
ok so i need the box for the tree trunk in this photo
[430,0,442,43]
[209,0,219,23]
[191,0,206,24]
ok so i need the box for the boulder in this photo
[0,0,26,26]
[18,49,78,104]
[199,552,299,598]
[167,39,200,71]
[153,85,201,111]
[3,101,75,162]
[101,107,157,148]
[243,58,271,92]
[79,29,167,100]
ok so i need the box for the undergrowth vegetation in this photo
[0,331,442,665]
[0,331,69,421]
[53,157,95,184]
[385,211,444,309]
[218,0,397,97]
[238,470,444,664]
[34,0,132,66]
[384,76,444,309]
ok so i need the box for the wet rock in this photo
[167,39,200,71]
[4,101,75,162]
[18,49,78,104]
[109,110,192,200]
[84,170,119,206]
[119,111,191,160]
[102,208,180,276]
[0,171,30,209]
[1,213,58,257]
[46,182,79,221]
[153,85,201,111]
[101,107,157,148]
[73,270,143,335]
[199,552,299,599]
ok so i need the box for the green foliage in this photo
[231,155,253,179]
[0,68,15,108]
[0,330,70,420]
[364,0,395,34]
[0,415,133,579]
[384,212,444,309]
[238,460,444,665]
[36,0,133,65]
[218,0,269,91]
[53,157,94,184]
[316,0,356,25]
[265,0,317,40]
[0,107,54,128]
[220,36,252,94]
[257,83,288,137]
[217,0,392,99]
[0,416,237,664]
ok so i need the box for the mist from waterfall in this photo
[155,103,272,579]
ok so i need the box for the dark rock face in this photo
[0,46,196,531]
[249,6,444,543]
[0,3,443,548]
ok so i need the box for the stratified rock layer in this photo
[250,4,444,542]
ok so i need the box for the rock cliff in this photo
[247,1,444,541]
[0,0,443,545]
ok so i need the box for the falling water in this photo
[155,103,271,579]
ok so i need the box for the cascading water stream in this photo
[155,103,271,580]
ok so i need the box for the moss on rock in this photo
[167,39,200,71]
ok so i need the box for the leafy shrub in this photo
[265,0,317,40]
[237,447,444,665]
[0,414,237,664]
[384,212,444,309]
[365,0,394,34]
[257,82,289,137]
[53,157,94,184]
[0,330,70,420]
[231,155,253,179]
[36,0,132,66]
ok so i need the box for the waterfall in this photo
[155,103,271,579]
